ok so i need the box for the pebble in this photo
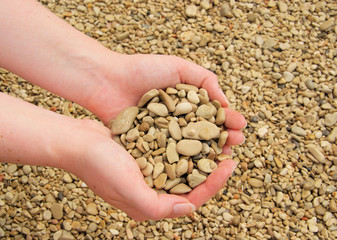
[248,178,263,188]
[147,103,168,117]
[307,144,325,162]
[215,108,226,125]
[187,170,207,188]
[154,173,167,189]
[6,164,17,174]
[262,38,276,49]
[111,107,139,134]
[63,173,73,183]
[320,18,335,31]
[278,2,288,12]
[247,13,258,23]
[159,89,175,112]
[324,112,337,127]
[138,89,159,107]
[197,159,217,173]
[176,159,188,177]
[43,210,52,220]
[182,121,220,140]
[305,79,316,90]
[185,5,198,18]
[169,183,192,194]
[166,142,179,163]
[176,140,202,156]
[220,3,232,18]
[51,203,64,220]
[291,126,306,136]
[173,102,193,116]
[86,203,98,215]
[283,71,294,82]
[22,165,32,174]
[168,119,182,141]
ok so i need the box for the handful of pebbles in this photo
[110,84,230,194]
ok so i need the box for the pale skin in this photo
[0,0,246,221]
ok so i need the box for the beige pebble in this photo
[176,139,202,156]
[166,142,179,163]
[141,162,154,177]
[159,89,176,112]
[307,144,325,162]
[126,128,139,142]
[169,183,192,194]
[215,107,226,125]
[176,159,189,177]
[139,122,150,132]
[152,148,166,156]
[197,159,217,173]
[6,164,17,174]
[51,203,64,219]
[166,87,178,94]
[136,157,147,170]
[187,170,207,188]
[137,89,159,107]
[154,173,167,189]
[218,131,229,148]
[63,173,73,183]
[196,104,214,119]
[182,121,220,140]
[165,163,177,180]
[153,162,165,179]
[164,178,181,190]
[86,202,98,215]
[248,178,264,188]
[111,107,139,134]
[174,102,193,116]
[147,103,169,117]
[157,132,167,148]
[176,83,198,93]
[144,175,154,188]
[211,139,223,155]
[187,90,200,104]
[168,119,182,141]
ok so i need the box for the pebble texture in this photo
[112,85,227,193]
[1,0,337,239]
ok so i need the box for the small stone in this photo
[325,112,337,127]
[303,178,315,190]
[305,79,316,90]
[275,192,284,204]
[231,216,241,226]
[43,210,52,220]
[315,205,327,216]
[182,121,220,140]
[200,0,211,10]
[138,89,159,107]
[283,71,294,82]
[287,62,297,72]
[141,162,154,177]
[105,15,114,21]
[51,203,64,220]
[116,32,129,41]
[291,126,306,136]
[247,13,258,22]
[60,231,75,240]
[136,157,147,170]
[147,103,169,117]
[63,173,73,183]
[187,90,200,104]
[329,199,337,212]
[218,131,228,148]
[165,164,177,180]
[307,144,325,162]
[187,170,207,188]
[153,162,165,179]
[168,119,182,141]
[6,164,17,174]
[173,102,193,116]
[176,159,189,177]
[308,217,319,233]
[159,89,176,112]
[86,203,98,215]
[258,127,268,138]
[176,84,198,92]
[176,140,202,156]
[215,108,226,125]
[248,178,263,188]
[214,23,225,33]
[262,38,276,49]
[111,107,139,134]
[220,4,233,18]
[170,183,192,194]
[154,173,167,189]
[196,104,214,119]
[22,165,31,175]
[327,127,337,143]
[223,212,233,222]
[278,2,288,12]
[185,5,198,18]
[166,142,179,163]
[320,18,335,31]
[197,159,217,173]
[126,128,139,142]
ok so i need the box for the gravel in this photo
[1,0,337,239]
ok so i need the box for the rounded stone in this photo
[176,140,202,156]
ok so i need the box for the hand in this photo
[83,54,246,211]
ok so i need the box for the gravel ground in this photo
[1,0,337,239]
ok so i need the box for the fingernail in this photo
[172,203,196,216]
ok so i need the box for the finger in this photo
[185,160,237,209]
[224,108,247,129]
[222,145,232,155]
[226,129,245,146]
[175,58,229,107]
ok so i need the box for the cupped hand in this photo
[82,54,246,218]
